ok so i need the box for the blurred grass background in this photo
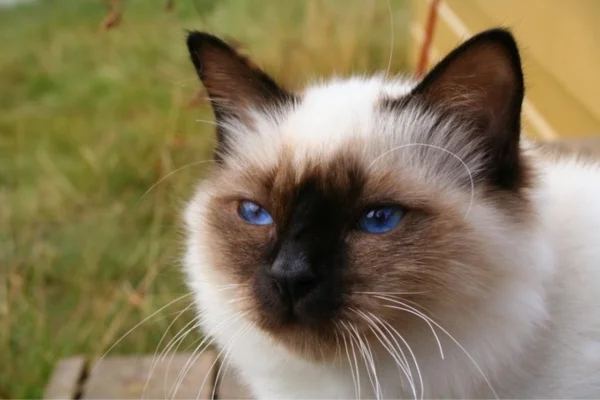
[0,0,409,397]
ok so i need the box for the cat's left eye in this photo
[238,200,273,226]
[358,206,405,234]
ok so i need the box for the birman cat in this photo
[182,28,600,398]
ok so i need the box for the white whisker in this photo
[160,314,203,363]
[333,327,342,366]
[379,297,498,399]
[136,160,215,206]
[340,321,361,399]
[207,323,251,400]
[375,295,444,360]
[368,143,475,218]
[162,316,204,395]
[353,308,417,400]
[195,118,218,126]
[142,301,195,399]
[355,291,427,296]
[225,295,250,305]
[168,311,248,399]
[92,293,192,374]
[384,0,394,77]
[348,321,382,399]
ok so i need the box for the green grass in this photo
[0,0,409,397]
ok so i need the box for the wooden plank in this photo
[83,351,218,399]
[44,356,86,400]
[216,365,253,400]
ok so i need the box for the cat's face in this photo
[184,30,532,359]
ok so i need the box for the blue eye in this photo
[358,206,405,234]
[238,201,273,225]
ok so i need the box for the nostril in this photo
[271,277,285,297]
[283,271,317,303]
[290,275,316,299]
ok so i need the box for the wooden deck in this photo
[44,351,251,399]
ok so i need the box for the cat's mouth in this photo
[245,284,413,361]
[252,267,342,330]
[244,271,410,361]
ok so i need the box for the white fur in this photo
[184,77,600,399]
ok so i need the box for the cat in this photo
[182,28,600,399]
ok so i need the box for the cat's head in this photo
[184,29,538,359]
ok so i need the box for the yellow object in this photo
[408,0,600,140]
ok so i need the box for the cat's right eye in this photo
[238,200,273,226]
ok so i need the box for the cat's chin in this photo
[240,304,338,361]
[254,319,341,361]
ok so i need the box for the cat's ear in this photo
[412,28,525,190]
[186,31,294,131]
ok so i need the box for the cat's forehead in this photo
[282,76,415,152]
[217,75,481,206]
[224,76,423,170]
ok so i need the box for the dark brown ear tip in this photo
[186,30,231,55]
[470,28,518,46]
[413,27,524,97]
[467,28,522,65]
[186,30,239,77]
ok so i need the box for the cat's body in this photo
[183,30,600,398]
